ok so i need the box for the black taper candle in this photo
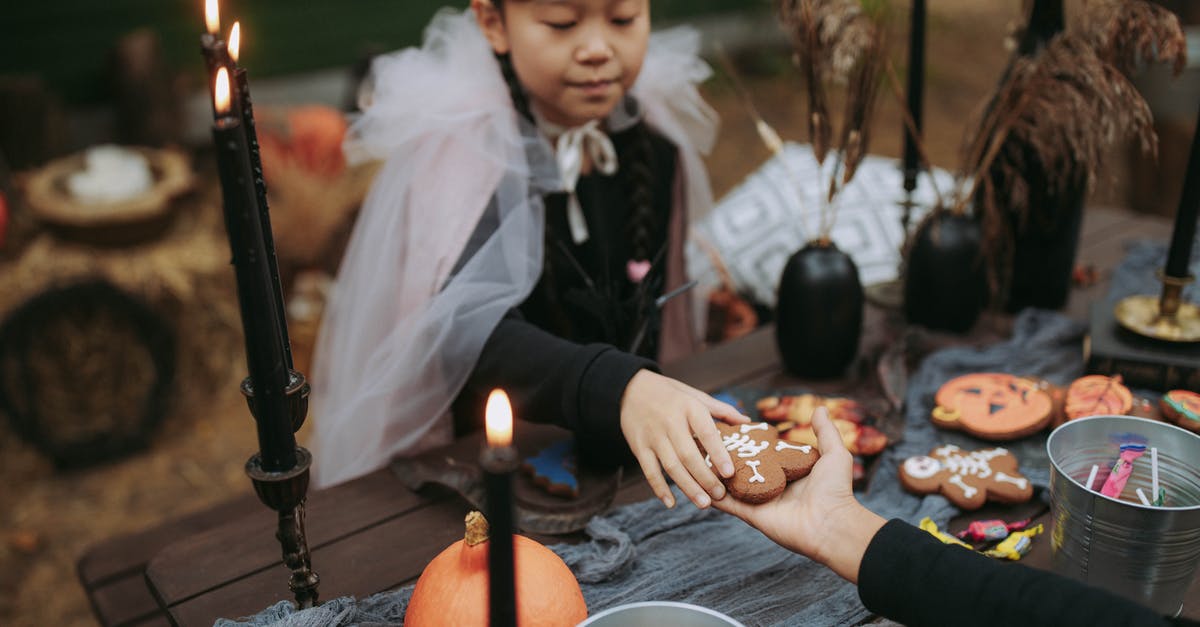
[902,0,926,196]
[482,446,518,627]
[1165,101,1200,280]
[213,105,297,472]
[233,66,294,369]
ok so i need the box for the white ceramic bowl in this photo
[577,601,745,626]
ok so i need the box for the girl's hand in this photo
[711,407,885,584]
[620,370,750,509]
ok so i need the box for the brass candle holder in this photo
[1114,271,1200,343]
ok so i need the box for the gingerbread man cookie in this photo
[700,422,820,504]
[931,373,1053,440]
[899,445,1033,510]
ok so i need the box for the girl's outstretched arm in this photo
[620,370,750,509]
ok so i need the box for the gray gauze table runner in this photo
[218,239,1194,627]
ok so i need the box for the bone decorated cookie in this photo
[700,422,820,504]
[899,444,1033,510]
[931,373,1053,440]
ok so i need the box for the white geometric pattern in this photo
[689,143,956,307]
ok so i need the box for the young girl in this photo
[310,0,747,511]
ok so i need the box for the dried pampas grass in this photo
[776,0,888,239]
[951,0,1185,299]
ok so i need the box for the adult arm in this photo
[715,410,1177,627]
[859,519,1172,627]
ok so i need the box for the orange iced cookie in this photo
[1064,375,1133,420]
[1161,390,1200,433]
[931,373,1053,441]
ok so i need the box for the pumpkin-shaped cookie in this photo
[1064,375,1133,420]
[931,373,1053,441]
[1162,390,1200,433]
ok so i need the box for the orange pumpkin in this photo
[405,511,587,627]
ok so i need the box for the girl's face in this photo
[474,0,650,127]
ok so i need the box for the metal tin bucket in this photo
[577,601,745,627]
[1046,415,1200,615]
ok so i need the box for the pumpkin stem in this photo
[464,511,490,546]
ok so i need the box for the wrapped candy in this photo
[918,517,973,550]
[1100,442,1147,499]
[956,518,1033,544]
[982,524,1044,560]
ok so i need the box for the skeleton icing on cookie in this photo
[724,423,771,458]
[903,445,1028,497]
[746,460,766,483]
[705,423,811,466]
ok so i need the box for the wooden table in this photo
[77,207,1193,627]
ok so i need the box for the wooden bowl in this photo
[24,146,193,246]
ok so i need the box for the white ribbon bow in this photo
[553,120,618,244]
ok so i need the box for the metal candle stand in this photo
[241,370,320,608]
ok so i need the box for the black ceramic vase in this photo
[775,241,863,378]
[981,0,1086,312]
[1004,183,1085,311]
[903,211,987,333]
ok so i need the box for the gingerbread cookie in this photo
[757,394,889,456]
[1064,375,1133,420]
[700,422,820,504]
[931,373,1053,440]
[521,439,579,498]
[1162,390,1200,433]
[899,445,1034,510]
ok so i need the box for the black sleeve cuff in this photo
[566,345,658,462]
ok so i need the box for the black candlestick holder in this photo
[241,369,320,608]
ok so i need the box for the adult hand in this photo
[712,407,885,583]
[620,370,750,509]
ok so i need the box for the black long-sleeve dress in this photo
[452,123,679,466]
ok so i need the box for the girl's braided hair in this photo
[491,0,660,267]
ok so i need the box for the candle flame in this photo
[205,0,220,35]
[214,67,231,115]
[228,22,240,63]
[485,389,513,448]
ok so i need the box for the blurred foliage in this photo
[2,0,771,105]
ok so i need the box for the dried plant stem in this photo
[692,230,737,292]
[798,0,832,164]
[713,44,812,238]
[955,89,1033,214]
